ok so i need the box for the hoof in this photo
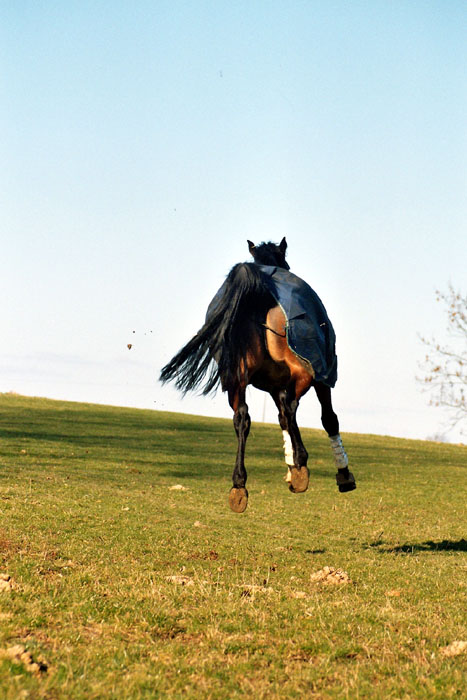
[287,466,310,493]
[229,487,248,513]
[336,470,356,493]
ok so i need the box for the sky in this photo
[1,1,466,443]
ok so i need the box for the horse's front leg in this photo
[314,382,356,492]
[228,386,250,512]
[272,388,310,494]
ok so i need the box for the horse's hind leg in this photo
[228,386,250,513]
[273,389,310,494]
[314,383,356,492]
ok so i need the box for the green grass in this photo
[0,393,466,699]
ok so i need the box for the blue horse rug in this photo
[207,264,338,388]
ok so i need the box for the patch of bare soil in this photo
[441,640,467,657]
[239,584,274,597]
[0,574,13,592]
[165,575,195,586]
[290,590,307,599]
[309,566,351,585]
[0,645,48,675]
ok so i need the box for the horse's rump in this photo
[208,264,338,389]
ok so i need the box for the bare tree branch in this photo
[417,284,467,436]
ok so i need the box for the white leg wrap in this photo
[282,430,294,467]
[329,434,348,469]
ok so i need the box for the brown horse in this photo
[160,238,355,512]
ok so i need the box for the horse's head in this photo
[247,238,290,270]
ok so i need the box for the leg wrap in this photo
[282,430,295,467]
[329,434,348,469]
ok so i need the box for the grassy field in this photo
[0,393,466,699]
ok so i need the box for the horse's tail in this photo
[159,263,273,395]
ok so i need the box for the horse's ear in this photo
[247,240,256,254]
[279,237,287,254]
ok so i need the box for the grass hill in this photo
[0,393,465,698]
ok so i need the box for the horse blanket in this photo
[207,264,338,388]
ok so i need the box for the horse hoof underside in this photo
[336,470,356,493]
[288,466,310,493]
[229,487,249,513]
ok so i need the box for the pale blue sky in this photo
[2,1,466,441]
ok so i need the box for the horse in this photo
[160,238,356,512]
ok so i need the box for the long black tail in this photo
[159,263,273,394]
